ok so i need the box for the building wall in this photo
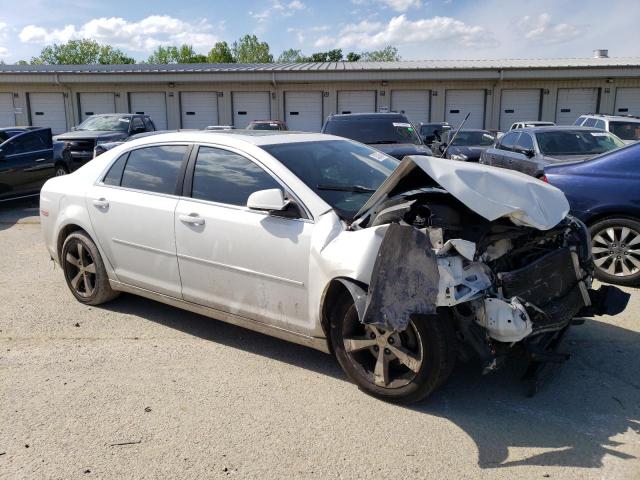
[1,74,639,131]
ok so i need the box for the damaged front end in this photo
[346,156,628,386]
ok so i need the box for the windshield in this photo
[76,115,131,132]
[261,140,399,220]
[535,130,625,156]
[609,121,640,141]
[325,119,422,145]
[451,131,495,147]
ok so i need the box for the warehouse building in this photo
[0,54,639,134]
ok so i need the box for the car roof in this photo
[123,130,344,147]
[328,113,408,120]
[249,120,285,124]
[516,126,606,133]
[579,113,640,122]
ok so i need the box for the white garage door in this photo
[29,92,67,134]
[79,92,116,122]
[555,88,599,125]
[181,92,219,129]
[0,93,15,127]
[337,91,376,115]
[233,91,271,128]
[391,90,430,124]
[445,90,485,129]
[499,89,541,131]
[614,88,640,116]
[130,92,167,130]
[285,91,323,132]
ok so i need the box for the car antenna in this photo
[440,112,470,158]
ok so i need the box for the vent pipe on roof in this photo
[593,49,609,58]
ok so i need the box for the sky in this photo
[0,0,638,63]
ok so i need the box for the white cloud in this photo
[352,0,421,12]
[18,15,220,52]
[0,47,7,58]
[252,0,306,22]
[315,14,497,49]
[517,13,581,45]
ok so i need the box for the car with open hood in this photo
[480,126,625,177]
[322,113,432,159]
[40,131,622,403]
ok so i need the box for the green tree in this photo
[31,39,134,65]
[306,49,343,62]
[277,48,305,63]
[207,41,235,63]
[346,52,361,62]
[232,35,273,63]
[360,46,401,62]
[147,44,208,64]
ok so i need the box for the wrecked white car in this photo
[40,131,623,403]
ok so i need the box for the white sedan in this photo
[41,131,600,402]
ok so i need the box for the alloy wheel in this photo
[592,226,640,277]
[342,319,423,389]
[64,241,97,298]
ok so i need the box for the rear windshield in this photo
[608,121,640,141]
[325,119,422,145]
[248,123,281,131]
[535,130,625,156]
[77,115,130,132]
[451,131,495,146]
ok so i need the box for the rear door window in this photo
[103,154,128,186]
[120,145,188,194]
[9,132,47,155]
[582,118,597,127]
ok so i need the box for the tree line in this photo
[14,36,400,65]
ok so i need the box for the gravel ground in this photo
[1,204,639,479]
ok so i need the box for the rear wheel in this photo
[54,164,69,176]
[590,217,640,286]
[330,300,456,403]
[61,231,119,305]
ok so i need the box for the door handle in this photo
[92,198,109,208]
[35,158,47,163]
[179,213,205,226]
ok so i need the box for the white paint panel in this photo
[233,91,271,128]
[445,89,485,129]
[555,88,598,125]
[390,90,430,124]
[614,88,640,116]
[129,92,167,130]
[499,89,541,131]
[79,92,116,122]
[29,92,67,134]
[0,93,15,127]
[180,92,219,129]
[337,91,376,114]
[285,91,323,132]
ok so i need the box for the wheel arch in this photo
[320,277,368,352]
[584,210,640,228]
[56,223,89,262]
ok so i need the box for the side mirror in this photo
[247,188,287,212]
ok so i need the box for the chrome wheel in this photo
[64,241,97,298]
[343,320,423,389]
[592,226,640,277]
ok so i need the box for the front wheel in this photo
[330,301,456,403]
[590,217,640,286]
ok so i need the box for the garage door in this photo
[0,93,15,127]
[181,92,219,129]
[129,92,167,130]
[499,89,541,131]
[29,92,67,134]
[445,90,485,129]
[233,91,271,128]
[555,88,599,125]
[79,93,116,122]
[337,91,376,115]
[390,90,430,124]
[614,88,640,116]
[285,91,323,132]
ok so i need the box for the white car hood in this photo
[356,155,570,231]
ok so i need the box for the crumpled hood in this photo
[356,155,570,231]
[371,143,432,159]
[54,130,127,142]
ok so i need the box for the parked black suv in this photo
[54,113,156,164]
[321,113,432,159]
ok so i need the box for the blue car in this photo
[544,143,640,286]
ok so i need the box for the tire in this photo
[61,231,119,305]
[590,217,640,287]
[330,300,456,403]
[54,164,69,176]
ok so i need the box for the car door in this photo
[511,132,542,176]
[86,144,190,297]
[175,145,314,334]
[493,131,520,169]
[0,129,54,200]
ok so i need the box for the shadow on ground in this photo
[104,293,640,471]
[0,198,39,232]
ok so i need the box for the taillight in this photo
[540,175,548,183]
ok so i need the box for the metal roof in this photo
[1,57,639,74]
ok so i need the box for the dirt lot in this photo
[1,203,639,479]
